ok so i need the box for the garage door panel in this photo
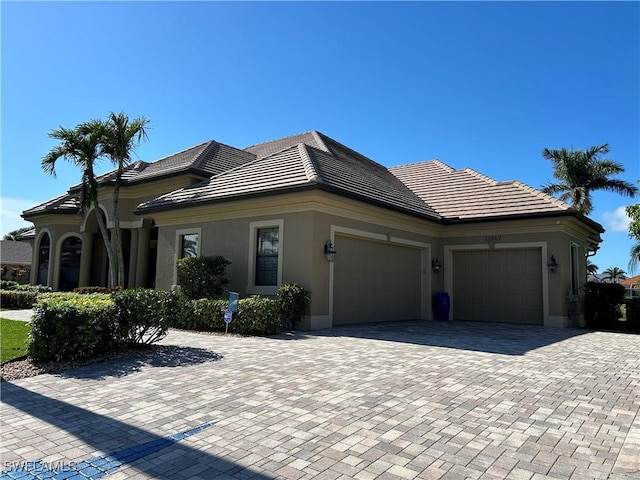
[333,236,422,325]
[453,249,543,325]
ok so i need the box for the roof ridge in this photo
[243,131,317,150]
[315,131,390,172]
[298,144,320,183]
[309,131,330,153]
[390,159,449,171]
[510,180,573,210]
[152,140,213,164]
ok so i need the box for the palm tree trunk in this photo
[95,207,117,287]
[113,171,125,287]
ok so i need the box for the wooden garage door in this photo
[333,235,422,325]
[452,249,543,325]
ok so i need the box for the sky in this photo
[2,1,639,273]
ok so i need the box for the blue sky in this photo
[2,1,639,273]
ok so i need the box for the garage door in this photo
[452,249,543,325]
[333,235,422,325]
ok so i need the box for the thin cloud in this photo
[602,206,631,233]
[1,197,37,236]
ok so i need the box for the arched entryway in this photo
[59,236,82,291]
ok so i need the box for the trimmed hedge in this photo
[626,298,640,333]
[176,255,230,300]
[111,289,183,345]
[0,290,39,309]
[28,294,115,362]
[277,283,310,331]
[234,296,280,335]
[73,286,122,295]
[172,298,227,331]
[583,281,625,330]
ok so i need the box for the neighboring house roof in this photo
[137,133,439,219]
[390,160,575,221]
[620,275,640,287]
[0,240,32,265]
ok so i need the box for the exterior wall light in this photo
[548,255,558,273]
[324,241,336,263]
[432,258,441,272]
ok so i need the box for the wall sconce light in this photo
[324,241,336,263]
[432,258,441,272]
[548,255,558,273]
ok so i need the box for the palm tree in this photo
[586,259,599,277]
[627,202,640,274]
[42,125,117,287]
[97,112,149,286]
[541,144,637,215]
[602,266,626,283]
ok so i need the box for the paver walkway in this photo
[1,320,639,479]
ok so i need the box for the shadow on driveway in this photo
[1,383,271,480]
[274,319,589,355]
[57,345,223,380]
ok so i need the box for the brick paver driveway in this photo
[2,321,639,479]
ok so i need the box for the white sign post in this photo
[224,309,233,334]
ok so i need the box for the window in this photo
[180,233,199,259]
[255,227,279,285]
[173,228,201,287]
[59,236,82,291]
[37,233,50,286]
[248,220,283,294]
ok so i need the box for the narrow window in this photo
[37,233,50,286]
[255,227,279,286]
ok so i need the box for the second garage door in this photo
[452,249,543,325]
[333,235,422,325]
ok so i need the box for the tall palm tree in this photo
[586,259,599,277]
[602,266,626,283]
[97,112,149,286]
[630,244,640,275]
[541,144,637,215]
[627,202,640,274]
[42,125,117,287]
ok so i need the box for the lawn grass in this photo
[1,318,31,362]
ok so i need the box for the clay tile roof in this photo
[137,144,314,211]
[93,140,256,186]
[22,193,80,219]
[620,275,640,286]
[138,133,440,220]
[390,160,573,220]
[0,240,32,265]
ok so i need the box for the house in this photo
[0,240,32,284]
[619,275,640,299]
[22,131,604,329]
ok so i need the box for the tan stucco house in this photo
[22,131,603,329]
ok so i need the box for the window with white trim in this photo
[248,220,283,294]
[174,228,201,287]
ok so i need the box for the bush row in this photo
[26,284,310,362]
[625,298,640,333]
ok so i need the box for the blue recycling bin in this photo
[434,292,450,321]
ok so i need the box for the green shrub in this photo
[111,289,183,345]
[17,284,52,293]
[73,286,122,295]
[176,255,230,300]
[0,280,20,290]
[626,298,640,333]
[277,283,310,331]
[583,281,625,330]
[172,298,227,331]
[28,293,115,362]
[233,296,280,335]
[0,290,39,309]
